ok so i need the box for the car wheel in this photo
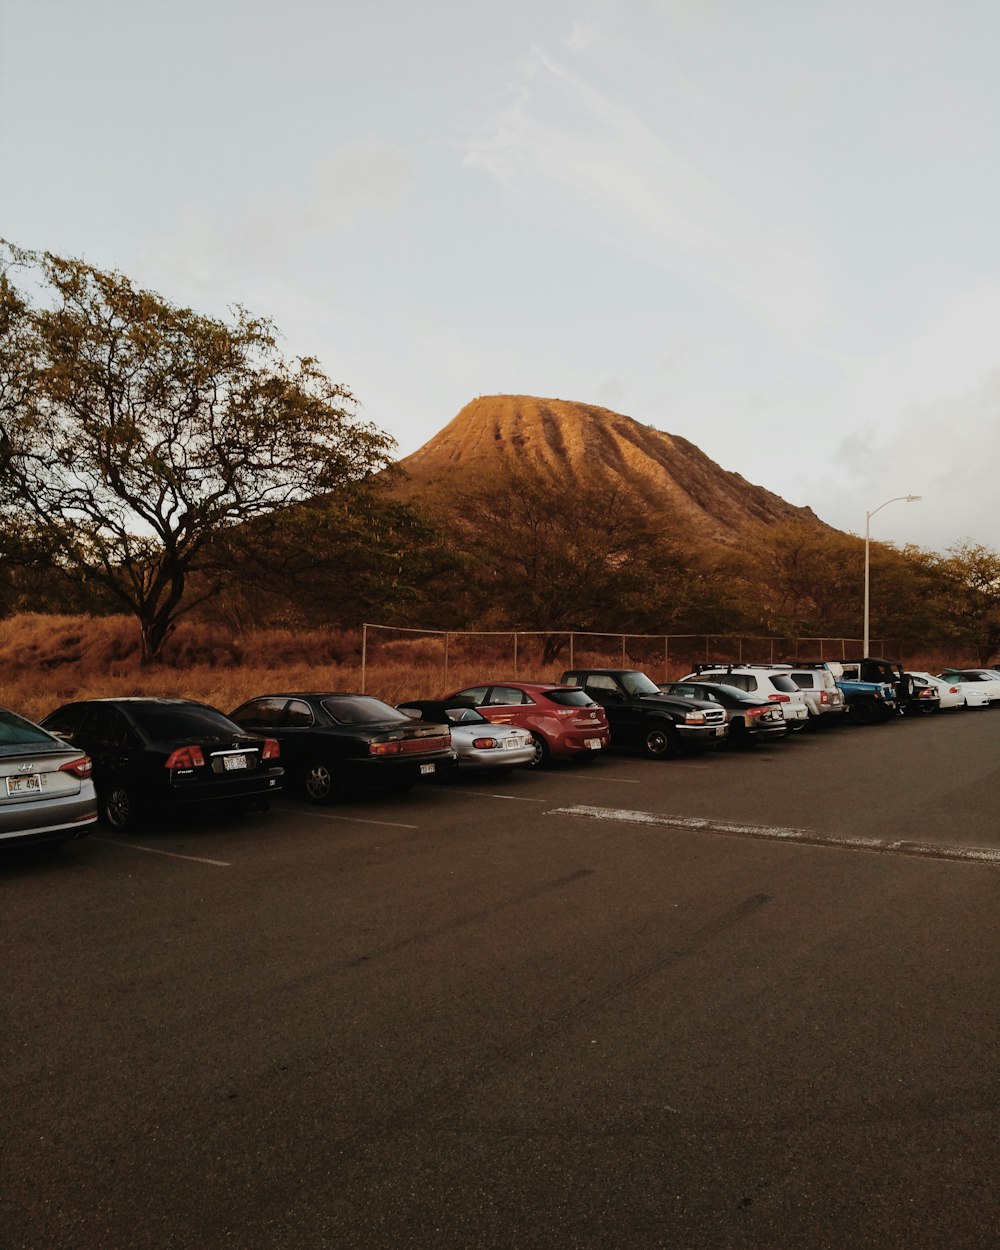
[849,701,877,726]
[302,759,342,804]
[643,724,679,759]
[101,782,136,831]
[728,720,753,749]
[528,734,550,768]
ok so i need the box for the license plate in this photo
[503,738,525,749]
[420,763,435,775]
[223,754,248,771]
[714,726,726,736]
[585,738,602,749]
[6,773,43,796]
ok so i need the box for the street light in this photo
[863,494,922,657]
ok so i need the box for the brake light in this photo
[949,686,959,694]
[767,693,790,702]
[261,738,280,760]
[164,745,206,769]
[746,706,768,718]
[819,690,829,705]
[472,737,500,749]
[369,741,401,756]
[59,755,93,779]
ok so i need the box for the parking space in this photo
[4,712,1000,1249]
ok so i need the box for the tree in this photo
[0,242,395,661]
[445,465,708,660]
[938,541,1000,663]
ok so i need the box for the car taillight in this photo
[819,690,829,704]
[768,693,790,702]
[164,745,206,769]
[261,738,280,760]
[746,706,767,718]
[472,737,500,749]
[949,686,959,694]
[369,741,400,756]
[59,755,93,779]
[918,688,934,699]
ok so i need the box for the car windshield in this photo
[0,707,58,746]
[620,672,660,696]
[444,706,489,725]
[321,696,409,725]
[130,704,244,738]
[543,689,596,707]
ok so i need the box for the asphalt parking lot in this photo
[4,711,1000,1249]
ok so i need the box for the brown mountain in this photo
[392,395,827,542]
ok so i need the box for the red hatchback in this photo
[444,682,610,767]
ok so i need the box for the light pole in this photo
[863,495,922,657]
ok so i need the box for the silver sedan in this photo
[397,700,535,773]
[0,706,97,848]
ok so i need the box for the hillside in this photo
[392,395,827,542]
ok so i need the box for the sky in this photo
[3,0,1000,555]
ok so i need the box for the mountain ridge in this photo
[391,394,828,543]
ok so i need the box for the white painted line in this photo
[548,805,1000,865]
[291,810,420,829]
[93,838,231,867]
[447,789,547,802]
[561,773,641,784]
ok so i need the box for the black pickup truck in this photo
[559,668,728,757]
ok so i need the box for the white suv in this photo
[681,665,810,729]
[770,663,846,726]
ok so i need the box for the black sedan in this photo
[227,693,457,803]
[40,698,284,830]
[657,681,789,747]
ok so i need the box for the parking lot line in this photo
[446,789,547,802]
[548,805,1000,865]
[92,837,231,867]
[283,809,420,829]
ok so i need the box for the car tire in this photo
[302,759,342,804]
[728,719,752,749]
[642,724,679,759]
[101,782,137,831]
[850,701,877,726]
[528,734,550,768]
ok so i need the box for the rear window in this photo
[0,707,57,746]
[130,704,243,738]
[321,697,409,725]
[542,689,595,708]
[769,675,799,693]
[787,673,815,690]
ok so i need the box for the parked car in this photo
[228,693,456,802]
[769,663,846,726]
[937,669,1000,705]
[837,658,936,716]
[558,669,728,757]
[680,665,810,730]
[824,661,899,724]
[41,698,283,830]
[909,672,986,711]
[0,706,97,849]
[443,682,609,767]
[396,700,535,774]
[656,681,788,747]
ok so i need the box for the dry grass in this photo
[0,612,980,724]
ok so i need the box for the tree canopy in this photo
[0,242,395,660]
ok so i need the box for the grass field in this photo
[0,612,972,723]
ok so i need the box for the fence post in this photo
[621,634,627,666]
[361,623,367,693]
[513,632,518,678]
[664,635,669,681]
[444,631,449,689]
[569,632,574,669]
